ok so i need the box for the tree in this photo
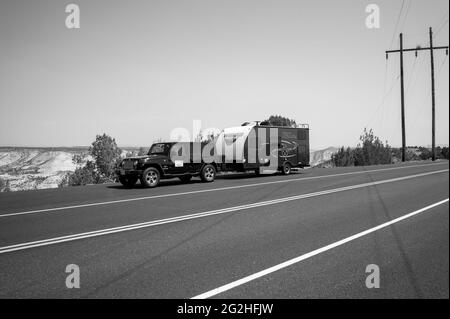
[0,178,11,192]
[353,129,392,166]
[331,128,392,167]
[331,147,354,167]
[61,134,122,187]
[440,147,449,160]
[65,160,99,186]
[264,115,297,127]
[89,134,122,181]
[418,147,432,160]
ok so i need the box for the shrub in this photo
[65,161,99,186]
[331,129,392,167]
[0,178,11,192]
[353,129,392,166]
[440,147,449,160]
[331,147,354,167]
[89,134,122,181]
[63,133,122,186]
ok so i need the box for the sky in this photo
[0,0,448,149]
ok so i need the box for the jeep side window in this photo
[149,143,169,154]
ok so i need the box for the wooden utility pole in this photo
[429,27,436,161]
[386,28,448,162]
[399,33,406,162]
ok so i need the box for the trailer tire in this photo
[140,167,160,188]
[200,164,216,182]
[281,162,291,175]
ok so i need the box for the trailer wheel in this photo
[178,175,192,183]
[200,164,216,182]
[281,162,291,175]
[140,167,160,188]
[119,176,138,188]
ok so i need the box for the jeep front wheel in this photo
[200,164,216,182]
[140,167,160,188]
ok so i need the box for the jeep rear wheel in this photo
[140,167,160,188]
[200,164,216,182]
[119,176,138,188]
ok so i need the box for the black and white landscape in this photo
[0,0,448,303]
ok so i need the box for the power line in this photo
[436,54,448,76]
[365,73,400,129]
[435,10,449,36]
[399,0,413,32]
[385,28,449,161]
[436,18,449,35]
[389,0,406,49]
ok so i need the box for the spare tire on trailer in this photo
[200,164,216,182]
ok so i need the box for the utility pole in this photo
[399,33,406,162]
[386,28,448,162]
[429,27,436,161]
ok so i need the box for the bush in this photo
[332,129,392,167]
[64,161,98,186]
[353,129,392,166]
[0,178,11,192]
[62,133,122,187]
[331,147,354,167]
[441,147,449,159]
[89,134,122,181]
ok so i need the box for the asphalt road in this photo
[0,161,448,298]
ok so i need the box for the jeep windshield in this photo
[148,143,172,155]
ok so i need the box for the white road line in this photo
[192,198,450,299]
[0,169,447,254]
[0,162,447,218]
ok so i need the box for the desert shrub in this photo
[418,147,433,160]
[65,161,99,186]
[332,129,392,167]
[353,129,392,166]
[440,147,449,160]
[89,134,122,181]
[0,178,11,192]
[331,147,354,167]
[63,134,122,186]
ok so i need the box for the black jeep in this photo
[116,142,217,188]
